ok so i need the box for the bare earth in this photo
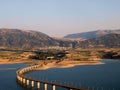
[36,60,104,70]
[0,59,31,64]
[0,58,104,69]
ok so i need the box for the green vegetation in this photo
[29,50,66,60]
[66,49,120,60]
[0,49,34,61]
[0,49,120,63]
[78,34,120,48]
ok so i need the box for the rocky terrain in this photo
[0,29,59,49]
[64,29,120,39]
[0,28,78,49]
[77,34,120,48]
[0,28,120,49]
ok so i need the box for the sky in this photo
[0,0,120,37]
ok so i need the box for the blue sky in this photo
[0,0,120,37]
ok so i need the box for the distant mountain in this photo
[64,30,120,39]
[0,29,77,50]
[77,34,120,48]
[0,29,59,49]
[55,38,77,48]
[0,29,120,50]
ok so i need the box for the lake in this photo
[25,60,120,90]
[0,64,26,90]
[0,60,120,90]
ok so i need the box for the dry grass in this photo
[0,50,34,64]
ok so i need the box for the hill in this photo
[64,30,120,39]
[0,29,77,50]
[0,29,120,50]
[77,34,120,48]
[0,29,59,49]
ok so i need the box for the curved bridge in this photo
[16,64,87,90]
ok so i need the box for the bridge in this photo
[16,64,87,90]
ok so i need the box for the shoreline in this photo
[37,60,104,70]
[0,59,104,69]
[0,59,32,65]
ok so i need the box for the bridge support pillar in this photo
[31,81,34,88]
[23,78,26,86]
[27,79,29,86]
[52,85,56,90]
[37,82,40,89]
[19,76,21,83]
[17,76,19,80]
[18,76,20,81]
[44,83,47,90]
[21,78,23,84]
[68,89,73,90]
[19,77,22,83]
[23,78,25,84]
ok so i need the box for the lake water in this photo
[25,60,120,90]
[0,60,120,90]
[0,64,26,90]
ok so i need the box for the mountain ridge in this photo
[0,28,76,49]
[0,29,59,49]
[77,33,120,48]
[0,28,120,49]
[64,29,120,39]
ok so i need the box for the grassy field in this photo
[66,48,120,60]
[0,48,120,64]
[0,50,35,64]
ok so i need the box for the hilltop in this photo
[0,28,76,50]
[0,29,58,49]
[0,29,120,49]
[77,34,120,48]
[64,29,120,39]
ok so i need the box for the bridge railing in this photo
[16,64,87,90]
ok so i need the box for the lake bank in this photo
[36,60,104,70]
[0,59,33,64]
[0,57,104,69]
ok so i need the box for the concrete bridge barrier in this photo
[16,64,87,90]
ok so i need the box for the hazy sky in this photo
[0,0,120,37]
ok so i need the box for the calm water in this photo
[25,60,120,90]
[0,64,26,90]
[0,60,120,90]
